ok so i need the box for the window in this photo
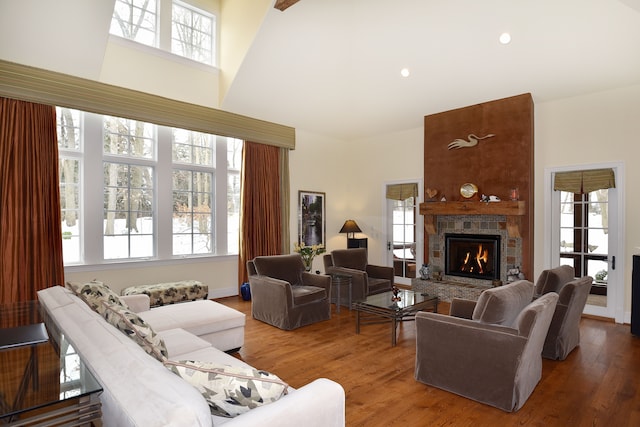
[103,116,156,259]
[227,139,242,254]
[57,107,82,264]
[110,0,158,47]
[559,190,609,279]
[56,107,242,265]
[172,128,215,255]
[110,0,216,66]
[172,2,215,65]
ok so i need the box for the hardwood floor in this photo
[217,296,640,426]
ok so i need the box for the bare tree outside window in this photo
[57,107,82,263]
[172,129,214,255]
[103,116,155,259]
[109,0,215,66]
[110,0,157,47]
[56,107,240,265]
[172,2,214,65]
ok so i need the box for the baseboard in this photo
[209,286,239,299]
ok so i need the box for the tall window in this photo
[110,0,216,66]
[56,108,242,265]
[57,107,82,264]
[103,117,155,259]
[227,138,242,254]
[172,129,214,255]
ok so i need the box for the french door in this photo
[547,164,624,322]
[385,181,423,286]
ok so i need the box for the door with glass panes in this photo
[550,166,621,321]
[385,182,422,286]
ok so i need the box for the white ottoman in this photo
[122,280,208,307]
[138,299,245,352]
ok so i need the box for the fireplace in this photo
[445,233,501,281]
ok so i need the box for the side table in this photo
[331,274,353,313]
[0,301,103,425]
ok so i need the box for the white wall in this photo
[100,38,221,108]
[65,257,238,298]
[289,127,424,271]
[534,84,640,314]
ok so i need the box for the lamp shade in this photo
[339,220,362,234]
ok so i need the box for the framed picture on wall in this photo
[298,190,326,247]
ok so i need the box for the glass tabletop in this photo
[355,289,436,311]
[0,300,102,421]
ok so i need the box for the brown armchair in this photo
[247,254,331,330]
[535,266,593,360]
[323,248,394,302]
[415,280,559,412]
[534,264,575,297]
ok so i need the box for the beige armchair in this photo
[535,266,593,360]
[247,254,331,330]
[323,248,393,302]
[415,280,559,412]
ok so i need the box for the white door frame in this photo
[383,179,424,285]
[544,162,625,323]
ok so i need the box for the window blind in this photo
[386,183,418,201]
[553,168,615,193]
[0,59,295,150]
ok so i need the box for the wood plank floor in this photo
[217,296,640,426]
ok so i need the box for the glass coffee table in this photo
[353,289,438,346]
[0,300,103,425]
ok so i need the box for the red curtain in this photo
[238,142,282,287]
[0,97,64,303]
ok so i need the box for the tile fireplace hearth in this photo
[411,278,486,303]
[411,213,524,301]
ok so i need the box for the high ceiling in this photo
[222,0,640,140]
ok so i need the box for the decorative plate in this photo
[460,183,478,199]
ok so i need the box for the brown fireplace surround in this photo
[421,93,533,280]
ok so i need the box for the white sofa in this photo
[38,286,345,426]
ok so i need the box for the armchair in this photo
[534,264,575,298]
[415,280,559,412]
[535,266,593,360]
[323,248,393,302]
[247,254,331,330]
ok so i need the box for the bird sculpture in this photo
[447,133,495,150]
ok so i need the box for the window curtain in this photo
[279,148,290,254]
[386,183,418,200]
[553,168,616,193]
[238,142,285,288]
[0,97,64,303]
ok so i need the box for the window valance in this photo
[386,183,418,201]
[0,59,295,150]
[553,168,616,194]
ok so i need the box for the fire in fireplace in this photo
[445,233,501,281]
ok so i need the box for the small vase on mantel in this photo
[419,264,430,280]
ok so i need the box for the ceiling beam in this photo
[274,0,300,11]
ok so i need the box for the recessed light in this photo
[499,32,511,44]
[400,68,410,77]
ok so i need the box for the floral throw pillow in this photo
[102,302,168,362]
[164,360,289,418]
[78,280,129,315]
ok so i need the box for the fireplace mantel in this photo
[419,201,526,237]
